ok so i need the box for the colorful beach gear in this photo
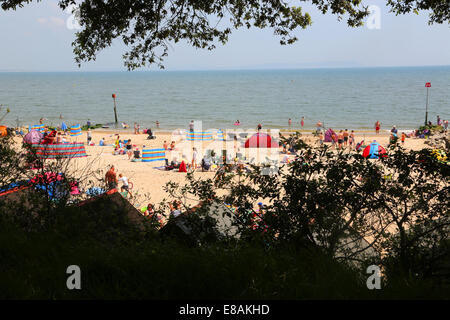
[324,128,336,142]
[69,124,82,137]
[31,143,87,159]
[142,148,165,162]
[216,129,226,141]
[23,130,44,144]
[186,131,213,141]
[362,141,387,159]
[31,124,45,133]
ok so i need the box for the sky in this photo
[0,0,449,71]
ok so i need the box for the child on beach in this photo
[118,173,132,198]
[349,130,355,150]
[318,132,324,146]
[87,129,92,145]
[401,132,406,145]
[126,139,133,159]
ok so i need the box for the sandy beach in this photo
[12,126,430,212]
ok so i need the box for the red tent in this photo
[244,133,279,148]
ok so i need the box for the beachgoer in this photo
[133,147,141,159]
[146,128,155,140]
[115,135,120,148]
[99,137,105,146]
[349,130,355,149]
[170,141,175,150]
[444,120,449,132]
[169,200,182,218]
[401,132,406,145]
[105,165,118,190]
[192,147,198,169]
[134,123,138,134]
[201,156,211,172]
[343,129,349,147]
[189,120,194,132]
[318,131,324,146]
[126,139,133,159]
[375,121,380,134]
[437,115,441,126]
[315,121,321,133]
[87,119,91,128]
[163,140,168,150]
[337,130,344,149]
[301,117,305,128]
[156,120,160,128]
[288,118,292,127]
[257,123,262,132]
[87,129,92,145]
[391,125,398,134]
[118,173,132,198]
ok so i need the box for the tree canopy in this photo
[1,1,448,69]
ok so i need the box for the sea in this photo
[0,66,449,132]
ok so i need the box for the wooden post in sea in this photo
[112,93,118,125]
[425,82,431,126]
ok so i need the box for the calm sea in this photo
[0,66,449,131]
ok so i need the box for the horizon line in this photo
[1,64,450,73]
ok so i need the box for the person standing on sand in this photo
[134,123,138,134]
[126,139,133,159]
[444,120,448,132]
[437,115,441,126]
[337,130,344,150]
[343,129,349,147]
[87,129,92,145]
[192,147,198,169]
[349,130,355,150]
[105,165,118,190]
[401,132,406,145]
[189,120,194,133]
[375,121,381,134]
[118,173,132,198]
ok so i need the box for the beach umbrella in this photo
[61,122,68,131]
[31,143,87,159]
[70,124,82,137]
[23,130,44,144]
[362,141,387,159]
[244,133,279,148]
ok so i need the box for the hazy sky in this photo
[1,0,449,71]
